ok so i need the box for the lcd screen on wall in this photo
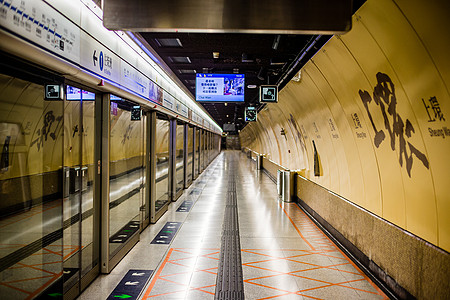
[196,73,245,102]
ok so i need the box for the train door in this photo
[63,85,100,298]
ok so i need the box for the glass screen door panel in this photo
[186,126,193,185]
[194,128,199,178]
[201,130,206,170]
[80,93,99,279]
[175,122,184,196]
[207,133,210,163]
[198,130,203,172]
[108,99,143,257]
[140,113,148,229]
[0,75,64,299]
[155,116,170,215]
[63,87,82,293]
[63,86,99,294]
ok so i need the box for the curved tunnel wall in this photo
[241,0,450,253]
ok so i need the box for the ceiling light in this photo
[272,35,281,50]
[156,38,183,47]
[178,69,196,74]
[270,58,285,66]
[213,52,219,58]
[247,85,257,89]
[233,68,239,74]
[170,56,191,63]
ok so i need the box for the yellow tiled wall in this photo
[241,0,450,251]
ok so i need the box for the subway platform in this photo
[80,151,388,300]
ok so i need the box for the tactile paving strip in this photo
[215,176,245,300]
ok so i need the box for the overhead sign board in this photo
[196,73,245,102]
[103,0,353,34]
[259,85,278,103]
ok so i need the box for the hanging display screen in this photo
[195,73,245,102]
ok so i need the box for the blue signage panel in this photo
[107,269,153,300]
[150,222,182,244]
[195,73,245,102]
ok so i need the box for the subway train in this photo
[0,1,221,299]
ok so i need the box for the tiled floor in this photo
[80,151,388,300]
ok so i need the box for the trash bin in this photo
[282,170,295,202]
[277,170,283,196]
[81,166,88,192]
[256,154,263,170]
[69,166,80,194]
[63,166,70,198]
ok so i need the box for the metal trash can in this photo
[81,166,88,192]
[282,170,295,202]
[277,170,283,196]
[256,154,263,170]
[63,166,70,198]
[69,166,80,194]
